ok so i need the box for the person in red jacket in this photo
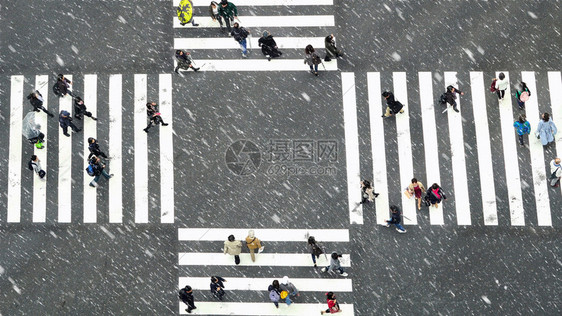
[321,292,341,314]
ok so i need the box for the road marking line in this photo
[469,72,498,225]
[58,75,73,223]
[176,59,338,72]
[159,74,174,223]
[174,15,335,28]
[178,228,349,241]
[178,253,351,266]
[547,71,562,196]
[497,71,525,226]
[33,75,49,223]
[174,37,326,50]
[179,302,354,316]
[341,72,363,224]
[7,75,24,223]
[419,72,444,225]
[83,74,97,223]
[109,75,123,223]
[367,72,389,225]
[522,71,552,226]
[444,72,471,225]
[178,0,335,6]
[134,74,149,223]
[393,72,416,224]
[178,277,353,292]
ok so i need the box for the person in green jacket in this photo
[513,114,531,146]
[218,0,238,33]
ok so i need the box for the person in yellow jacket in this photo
[245,230,263,262]
[224,234,242,265]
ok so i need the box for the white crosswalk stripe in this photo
[108,74,123,223]
[33,75,49,223]
[83,74,97,223]
[178,0,335,6]
[174,16,335,28]
[179,302,354,316]
[174,37,326,50]
[548,72,562,196]
[58,75,73,223]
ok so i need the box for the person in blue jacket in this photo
[535,112,558,146]
[513,114,531,146]
[384,205,406,233]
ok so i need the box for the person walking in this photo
[208,1,225,32]
[550,158,562,188]
[224,234,242,265]
[321,252,348,276]
[268,280,281,308]
[178,285,196,314]
[88,137,108,159]
[144,102,169,133]
[87,155,113,188]
[27,90,54,117]
[442,85,464,113]
[360,179,379,204]
[231,22,249,58]
[280,276,299,306]
[513,114,531,146]
[59,110,81,137]
[28,155,46,179]
[535,112,558,147]
[428,183,447,208]
[53,74,74,97]
[174,50,200,74]
[307,236,324,267]
[304,44,321,76]
[383,205,406,233]
[258,31,282,61]
[320,292,342,314]
[245,230,263,262]
[324,34,343,62]
[494,72,509,100]
[73,96,97,121]
[381,91,404,117]
[210,276,226,300]
[218,0,238,33]
[515,82,531,109]
[407,178,426,210]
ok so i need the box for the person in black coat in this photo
[88,137,108,159]
[383,205,406,233]
[74,96,97,120]
[428,183,447,208]
[382,91,404,118]
[210,276,226,300]
[27,90,54,117]
[59,110,81,137]
[442,85,464,113]
[178,285,196,313]
[231,22,249,57]
[258,31,282,61]
[360,179,379,204]
[174,50,200,74]
[53,74,74,97]
[144,102,169,133]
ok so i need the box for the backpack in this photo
[312,243,324,256]
[52,82,62,96]
[269,290,280,302]
[439,93,447,104]
[490,79,497,92]
[28,160,35,171]
[85,164,95,177]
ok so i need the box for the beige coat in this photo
[224,240,242,255]
[407,182,426,194]
[245,236,262,250]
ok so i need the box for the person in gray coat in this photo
[321,252,348,276]
[279,276,299,305]
[324,34,343,62]
[535,112,557,146]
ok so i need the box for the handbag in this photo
[551,167,561,179]
[38,170,46,179]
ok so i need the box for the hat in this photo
[281,276,289,285]
[280,291,288,299]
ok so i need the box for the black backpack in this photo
[28,160,34,171]
[52,82,62,96]
[439,93,447,104]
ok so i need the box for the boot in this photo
[144,128,149,133]
[162,123,169,126]
[193,67,200,72]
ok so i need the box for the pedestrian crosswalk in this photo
[346,71,562,227]
[177,228,354,315]
[172,0,339,72]
[2,71,561,226]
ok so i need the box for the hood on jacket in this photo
[281,276,289,285]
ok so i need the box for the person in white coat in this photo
[494,72,509,100]
[535,112,557,146]
[550,158,561,187]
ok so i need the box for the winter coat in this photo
[495,78,509,91]
[74,98,88,114]
[231,27,248,42]
[515,87,531,101]
[146,104,160,117]
[268,284,280,302]
[429,187,446,204]
[324,36,341,58]
[245,236,262,250]
[326,298,341,313]
[55,78,72,96]
[178,289,195,307]
[224,240,242,255]
[218,2,237,18]
[309,242,324,256]
[58,111,72,127]
[327,252,342,272]
[280,282,298,295]
[444,88,462,105]
[90,160,105,176]
[28,92,43,109]
[208,2,219,18]
[259,35,276,49]
[210,277,226,294]
[388,209,402,225]
[513,120,531,136]
[535,119,557,145]
[550,160,562,178]
[30,159,42,174]
[176,50,193,65]
[89,142,103,156]
[304,52,321,66]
